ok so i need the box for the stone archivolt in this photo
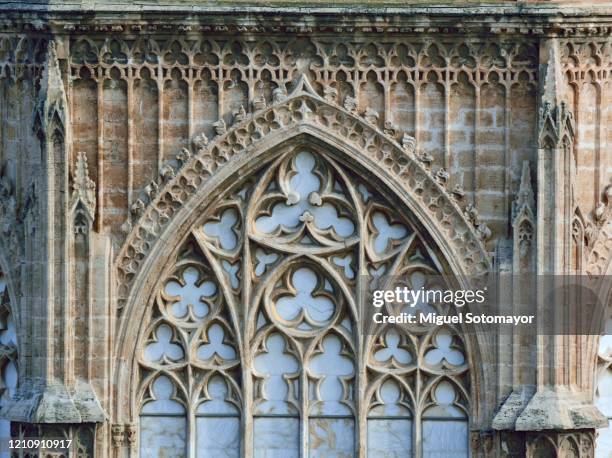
[129,120,473,457]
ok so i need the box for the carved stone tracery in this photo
[133,130,472,456]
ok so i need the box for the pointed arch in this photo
[113,76,493,457]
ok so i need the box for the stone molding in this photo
[1,5,612,38]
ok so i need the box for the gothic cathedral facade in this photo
[0,2,611,457]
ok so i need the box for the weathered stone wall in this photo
[65,36,541,242]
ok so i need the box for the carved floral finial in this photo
[145,180,158,200]
[605,184,612,205]
[383,121,396,137]
[72,151,96,221]
[343,96,358,113]
[234,105,247,123]
[192,132,208,152]
[364,107,379,125]
[323,86,338,103]
[452,184,466,200]
[213,118,227,136]
[594,183,612,224]
[594,202,606,222]
[131,199,145,219]
[160,163,175,183]
[436,168,449,186]
[416,151,434,170]
[465,204,492,241]
[176,148,192,165]
[401,134,416,155]
[272,85,287,104]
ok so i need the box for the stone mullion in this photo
[474,76,481,208]
[602,75,611,192]
[414,69,421,147]
[68,67,75,167]
[187,363,196,458]
[414,368,423,458]
[503,72,511,233]
[573,77,581,181]
[247,65,255,113]
[356,213,367,458]
[187,68,195,153]
[192,229,246,456]
[352,68,359,109]
[127,70,134,220]
[444,67,450,171]
[96,68,104,231]
[301,358,309,458]
[383,68,391,129]
[242,234,253,458]
[594,77,602,202]
[157,62,164,175]
[217,66,225,127]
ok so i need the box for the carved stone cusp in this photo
[299,210,314,223]
[308,192,323,206]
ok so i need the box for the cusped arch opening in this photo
[115,127,490,456]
